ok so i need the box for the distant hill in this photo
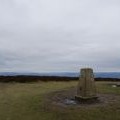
[0,72,120,78]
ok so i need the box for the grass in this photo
[0,81,119,120]
[96,81,120,94]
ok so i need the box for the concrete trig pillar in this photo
[75,68,97,101]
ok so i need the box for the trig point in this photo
[75,68,97,101]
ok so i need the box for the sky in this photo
[0,0,120,72]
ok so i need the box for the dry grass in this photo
[0,81,119,120]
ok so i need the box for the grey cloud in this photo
[0,0,120,72]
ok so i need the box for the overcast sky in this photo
[0,0,120,72]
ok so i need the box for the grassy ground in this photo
[0,81,119,120]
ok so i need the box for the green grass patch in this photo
[0,81,119,120]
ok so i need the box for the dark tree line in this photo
[0,76,119,83]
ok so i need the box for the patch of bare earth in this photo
[45,87,120,108]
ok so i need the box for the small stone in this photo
[112,85,117,88]
[64,99,76,105]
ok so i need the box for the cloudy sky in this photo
[0,0,120,72]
